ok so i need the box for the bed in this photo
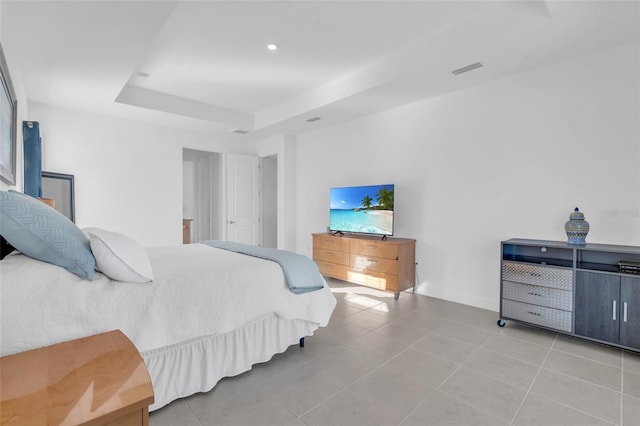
[0,190,336,411]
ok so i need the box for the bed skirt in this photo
[142,314,319,411]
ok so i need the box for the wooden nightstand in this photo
[0,330,154,425]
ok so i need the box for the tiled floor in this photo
[150,279,640,426]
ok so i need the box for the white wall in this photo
[295,40,640,311]
[262,155,278,248]
[29,102,255,246]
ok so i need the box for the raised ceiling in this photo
[2,1,638,141]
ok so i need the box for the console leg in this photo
[394,292,399,300]
[299,337,305,347]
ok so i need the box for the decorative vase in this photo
[565,207,589,245]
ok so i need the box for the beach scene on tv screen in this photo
[330,184,394,235]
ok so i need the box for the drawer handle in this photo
[368,260,378,264]
[325,252,334,256]
[623,302,628,322]
[366,245,378,249]
[613,300,617,321]
[527,292,543,297]
[527,311,542,317]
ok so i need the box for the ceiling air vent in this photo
[231,129,249,134]
[451,62,484,76]
[306,116,321,123]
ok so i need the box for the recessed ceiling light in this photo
[266,43,279,51]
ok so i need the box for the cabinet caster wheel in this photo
[497,319,506,327]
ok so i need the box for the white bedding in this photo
[0,243,336,357]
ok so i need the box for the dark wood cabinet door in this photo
[575,271,620,343]
[620,276,640,349]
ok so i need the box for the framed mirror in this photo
[0,42,17,185]
[41,171,75,222]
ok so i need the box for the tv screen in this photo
[329,184,394,236]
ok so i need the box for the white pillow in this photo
[84,228,153,283]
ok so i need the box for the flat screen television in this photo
[329,184,394,236]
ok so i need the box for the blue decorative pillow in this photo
[0,190,95,280]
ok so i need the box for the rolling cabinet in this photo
[499,239,640,352]
[499,240,574,333]
[575,246,640,350]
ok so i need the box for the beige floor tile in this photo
[496,321,558,347]
[401,391,509,426]
[365,300,418,320]
[303,346,380,386]
[482,334,551,366]
[387,347,460,388]
[396,308,448,330]
[465,349,540,390]
[624,370,640,398]
[370,321,431,346]
[544,349,622,391]
[530,369,621,424]
[624,351,640,374]
[449,308,500,333]
[197,396,301,426]
[349,363,435,419]
[433,321,496,346]
[150,399,201,426]
[438,368,527,422]
[553,335,623,367]
[342,309,391,331]
[300,389,399,426]
[344,328,411,362]
[513,393,613,426]
[272,363,345,416]
[184,372,258,413]
[150,281,640,426]
[413,332,480,364]
[312,318,370,343]
[329,301,364,320]
[623,395,640,426]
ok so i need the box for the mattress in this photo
[0,244,337,409]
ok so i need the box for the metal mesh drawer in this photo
[502,281,573,311]
[502,261,572,290]
[502,299,572,332]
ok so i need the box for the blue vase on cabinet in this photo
[565,207,589,245]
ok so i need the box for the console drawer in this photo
[350,254,398,275]
[347,270,399,292]
[502,281,573,311]
[313,234,349,252]
[502,299,572,332]
[315,260,348,281]
[350,239,398,259]
[314,248,349,266]
[502,261,572,290]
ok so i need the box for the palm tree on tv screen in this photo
[362,195,372,209]
[376,187,394,210]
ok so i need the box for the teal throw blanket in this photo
[201,240,325,294]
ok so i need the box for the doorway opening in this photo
[183,149,222,243]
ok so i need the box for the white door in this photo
[226,154,260,245]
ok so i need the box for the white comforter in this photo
[0,244,336,356]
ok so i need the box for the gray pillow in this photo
[0,190,95,280]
